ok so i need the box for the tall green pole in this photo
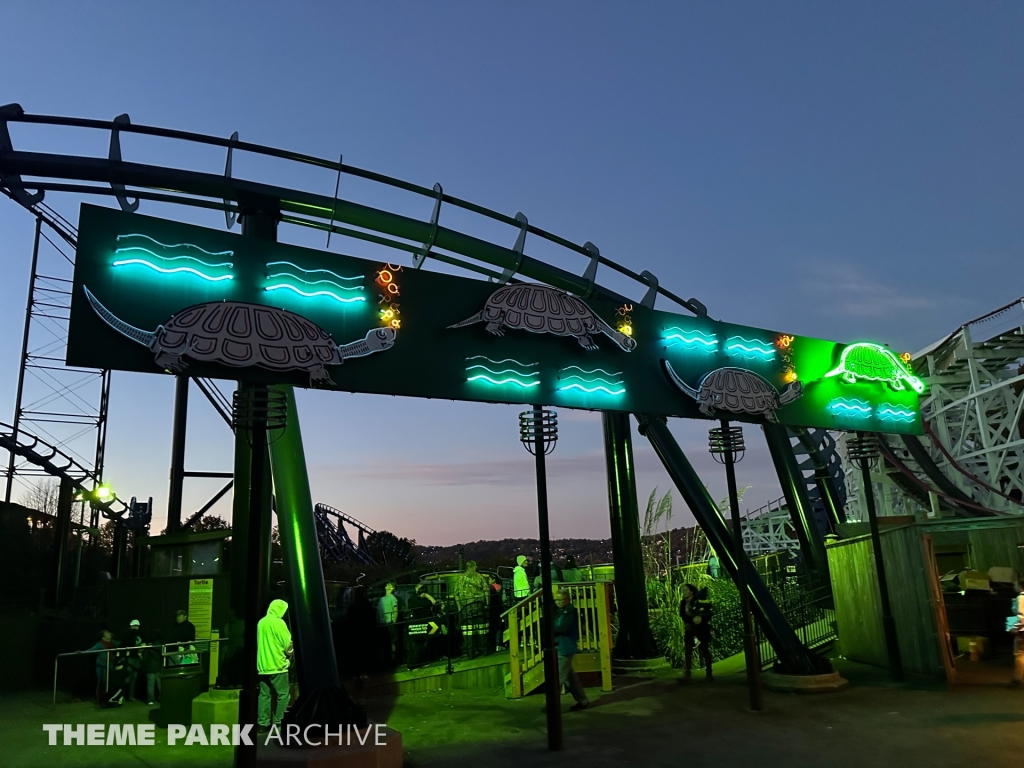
[601,412,657,659]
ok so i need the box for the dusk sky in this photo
[1,3,1021,545]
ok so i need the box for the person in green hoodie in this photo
[257,599,294,730]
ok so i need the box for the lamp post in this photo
[519,405,561,751]
[708,420,763,711]
[849,431,903,682]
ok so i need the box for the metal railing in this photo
[756,576,836,670]
[502,582,613,698]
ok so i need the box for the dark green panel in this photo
[67,204,923,434]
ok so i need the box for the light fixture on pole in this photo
[709,420,763,711]
[848,431,903,682]
[519,405,562,751]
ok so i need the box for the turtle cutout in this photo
[83,286,395,386]
[448,283,635,352]
[664,360,803,423]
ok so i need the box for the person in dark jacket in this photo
[553,589,589,711]
[680,584,714,682]
[143,628,163,705]
[84,629,116,702]
[168,610,196,644]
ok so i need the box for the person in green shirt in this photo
[257,599,293,730]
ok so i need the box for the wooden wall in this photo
[827,526,944,679]
[923,519,1024,575]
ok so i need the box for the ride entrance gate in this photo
[3,107,924,754]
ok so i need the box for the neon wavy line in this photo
[466,365,540,378]
[467,375,540,388]
[114,248,233,268]
[264,284,366,303]
[266,261,362,281]
[116,234,234,258]
[664,328,717,348]
[558,366,623,377]
[559,375,623,387]
[464,356,539,368]
[558,383,626,395]
[828,399,872,415]
[266,273,363,291]
[111,259,233,282]
[664,327,715,338]
[877,405,916,421]
[726,336,775,356]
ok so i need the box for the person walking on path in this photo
[553,588,590,711]
[680,584,714,683]
[257,599,293,731]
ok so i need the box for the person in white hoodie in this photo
[513,555,530,600]
[257,599,293,730]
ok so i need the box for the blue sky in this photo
[1,3,1021,544]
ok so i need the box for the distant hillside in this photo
[415,525,707,571]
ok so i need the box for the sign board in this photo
[67,204,923,434]
[187,578,214,640]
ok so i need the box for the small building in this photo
[827,516,1024,683]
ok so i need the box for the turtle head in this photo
[778,380,804,404]
[616,332,637,352]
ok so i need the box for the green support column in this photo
[602,411,658,659]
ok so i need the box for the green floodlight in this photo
[95,484,112,500]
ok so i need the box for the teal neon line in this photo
[114,248,233,268]
[267,273,364,291]
[266,261,362,281]
[558,383,626,396]
[466,365,540,378]
[465,356,539,367]
[467,375,540,388]
[877,405,916,422]
[664,328,717,348]
[828,399,872,416]
[726,336,775,357]
[559,375,623,387]
[558,366,623,377]
[264,284,366,303]
[111,259,233,282]
[116,234,234,258]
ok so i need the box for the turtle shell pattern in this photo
[844,345,899,381]
[697,367,780,417]
[484,284,601,336]
[155,302,338,370]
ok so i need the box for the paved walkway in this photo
[3,655,1023,767]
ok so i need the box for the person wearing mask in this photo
[454,561,491,659]
[257,599,293,732]
[680,584,714,683]
[561,555,583,583]
[552,589,590,711]
[84,629,116,702]
[513,555,531,600]
[120,619,144,701]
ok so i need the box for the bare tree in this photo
[20,479,61,520]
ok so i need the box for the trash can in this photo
[156,668,204,728]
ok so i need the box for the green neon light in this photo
[725,336,775,358]
[112,258,233,282]
[467,375,540,388]
[466,365,540,378]
[558,383,625,396]
[828,398,872,416]
[664,328,717,349]
[266,273,364,292]
[877,404,916,422]
[264,284,366,303]
[825,342,925,394]
[116,234,234,258]
[266,261,362,282]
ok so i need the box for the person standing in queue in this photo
[454,561,491,659]
[257,599,293,732]
[1009,577,1024,688]
[120,620,144,701]
[553,588,590,711]
[84,629,116,702]
[680,584,714,683]
[513,555,531,600]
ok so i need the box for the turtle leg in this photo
[576,334,598,351]
[891,379,904,391]
[154,351,188,374]
[308,364,336,387]
[484,319,505,337]
[843,372,856,384]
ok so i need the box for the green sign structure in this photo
[67,204,923,434]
